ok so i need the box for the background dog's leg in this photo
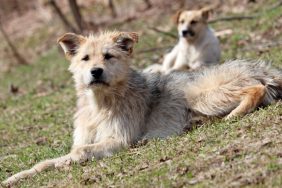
[169,50,188,73]
[226,85,266,119]
[162,45,178,72]
[2,154,72,186]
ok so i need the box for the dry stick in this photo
[48,0,77,32]
[0,20,29,65]
[148,27,178,39]
[68,0,86,33]
[208,15,257,24]
[137,45,173,54]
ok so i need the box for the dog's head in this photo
[173,8,212,41]
[57,31,138,91]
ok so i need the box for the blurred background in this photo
[0,0,281,98]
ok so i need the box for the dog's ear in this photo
[200,7,213,21]
[173,10,183,24]
[57,33,86,59]
[113,32,138,54]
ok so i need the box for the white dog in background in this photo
[145,7,221,74]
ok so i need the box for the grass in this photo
[1,0,282,187]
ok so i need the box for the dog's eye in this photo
[104,53,114,60]
[191,20,198,25]
[180,20,185,24]
[82,55,89,61]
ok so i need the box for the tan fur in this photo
[226,85,266,119]
[3,32,282,187]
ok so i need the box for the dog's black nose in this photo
[91,68,103,79]
[182,30,195,37]
[182,30,188,36]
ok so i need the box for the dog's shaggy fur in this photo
[145,8,221,74]
[3,31,282,186]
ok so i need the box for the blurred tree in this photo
[68,0,85,33]
[47,0,77,32]
[13,0,23,16]
[0,18,28,65]
[144,0,152,9]
[108,0,117,18]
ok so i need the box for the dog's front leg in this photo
[162,45,179,72]
[55,139,123,167]
[170,50,188,72]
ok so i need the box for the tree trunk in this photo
[0,20,28,65]
[68,0,85,33]
[14,0,23,16]
[143,0,152,9]
[108,0,117,18]
[48,0,77,32]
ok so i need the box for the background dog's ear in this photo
[57,33,86,59]
[200,6,213,21]
[113,32,138,54]
[172,10,183,24]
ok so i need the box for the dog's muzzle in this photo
[182,29,195,37]
[89,68,109,86]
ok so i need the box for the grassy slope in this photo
[0,1,282,187]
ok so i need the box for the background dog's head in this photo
[173,7,212,42]
[57,31,138,91]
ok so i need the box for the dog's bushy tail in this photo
[2,154,71,186]
[258,61,282,104]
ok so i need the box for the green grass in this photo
[1,1,282,187]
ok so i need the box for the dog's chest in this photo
[73,105,142,146]
[179,44,200,64]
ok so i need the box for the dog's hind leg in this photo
[226,85,266,119]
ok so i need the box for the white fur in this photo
[163,27,220,73]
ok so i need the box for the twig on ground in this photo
[137,45,172,54]
[209,15,257,24]
[148,27,178,39]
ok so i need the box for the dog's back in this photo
[142,72,194,139]
[142,59,282,137]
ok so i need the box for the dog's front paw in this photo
[70,147,89,163]
[54,155,72,168]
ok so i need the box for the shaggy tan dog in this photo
[3,31,282,186]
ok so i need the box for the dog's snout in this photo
[182,30,188,36]
[91,68,103,79]
[182,29,195,37]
